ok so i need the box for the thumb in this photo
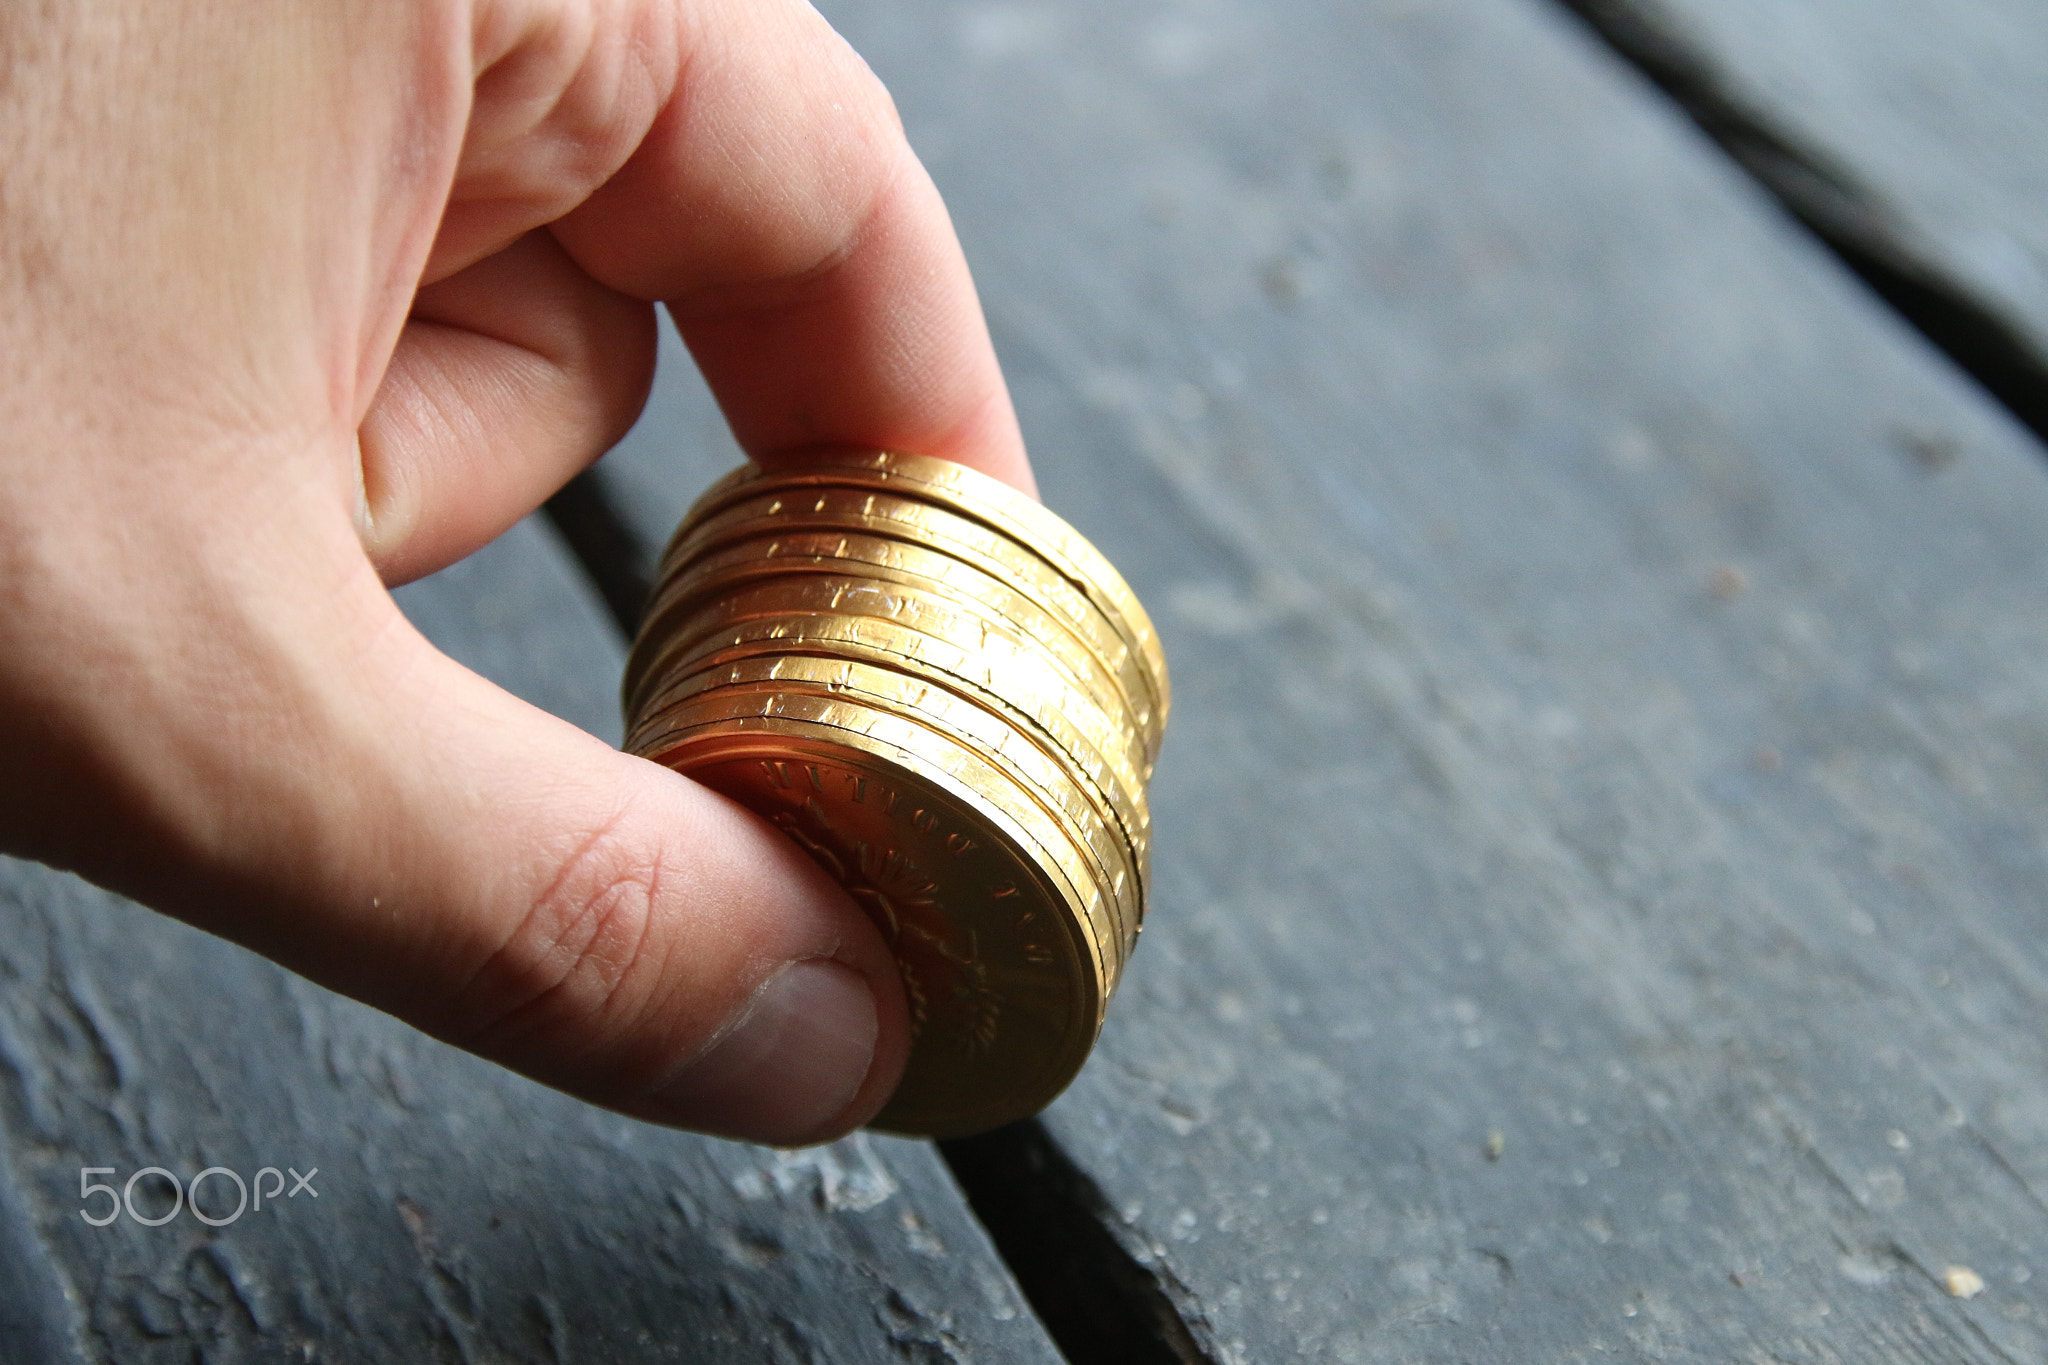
[343,600,912,1145]
[61,545,911,1148]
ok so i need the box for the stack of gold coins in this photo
[622,450,1167,1138]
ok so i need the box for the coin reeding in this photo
[630,611,1151,830]
[683,454,1153,655]
[658,527,1152,726]
[630,632,1152,900]
[632,690,1125,979]
[648,554,1154,760]
[651,495,1163,729]
[629,580,1152,785]
[638,660,1145,950]
[633,571,1132,739]
[669,460,1168,732]
[645,567,1142,738]
[635,490,1166,759]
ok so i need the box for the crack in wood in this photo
[940,1121,1216,1365]
[1551,0,2048,446]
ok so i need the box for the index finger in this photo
[547,0,1034,494]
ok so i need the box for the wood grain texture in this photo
[1567,0,2048,377]
[0,520,1060,1364]
[595,0,2048,1357]
[0,1140,85,1362]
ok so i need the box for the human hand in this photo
[0,0,1031,1145]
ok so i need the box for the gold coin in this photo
[773,451,1168,744]
[631,692,1126,988]
[636,636,1149,898]
[684,452,1162,691]
[654,526,1157,742]
[629,570,1146,777]
[629,706,1108,1138]
[651,488,1165,747]
[634,632,1152,942]
[645,567,1141,754]
[670,458,1169,763]
[638,495,1160,763]
[640,656,1146,950]
[629,604,1151,817]
[634,687,1123,968]
[681,469,1170,763]
[632,603,1152,859]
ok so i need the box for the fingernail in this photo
[648,958,879,1145]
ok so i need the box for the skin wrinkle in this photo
[661,145,913,326]
[556,3,905,299]
[361,321,558,550]
[358,229,654,579]
[444,797,655,1051]
[435,3,671,282]
[346,34,470,422]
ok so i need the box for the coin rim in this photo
[631,709,1109,1136]
[639,657,1146,950]
[655,525,1156,737]
[629,606,1152,834]
[649,487,1165,742]
[692,452,1160,673]
[647,554,1152,764]
[633,688,1126,971]
[636,638,1149,887]
[673,455,1169,743]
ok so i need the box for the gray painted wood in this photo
[1577,0,2048,372]
[595,0,2048,1358]
[0,1140,85,1363]
[0,518,1060,1364]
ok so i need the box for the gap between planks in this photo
[1552,0,2048,447]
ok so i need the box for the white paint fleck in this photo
[899,1209,945,1257]
[765,1133,897,1212]
[1943,1266,1985,1299]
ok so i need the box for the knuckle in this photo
[454,813,668,1063]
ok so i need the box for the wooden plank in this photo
[0,1142,84,1362]
[0,518,1061,1363]
[595,0,2048,1358]
[1566,0,2048,382]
